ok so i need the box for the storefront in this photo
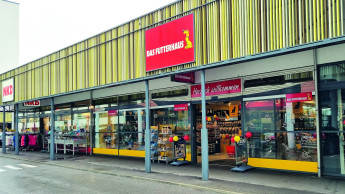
[3,0,345,179]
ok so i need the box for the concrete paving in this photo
[1,151,345,194]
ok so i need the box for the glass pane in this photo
[249,132,276,159]
[95,132,119,149]
[320,90,344,131]
[320,63,345,83]
[55,114,72,135]
[320,88,345,175]
[119,133,144,150]
[322,132,345,175]
[282,97,316,132]
[245,100,275,132]
[73,113,90,134]
[118,110,145,133]
[276,132,317,162]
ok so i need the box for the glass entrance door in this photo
[320,89,345,175]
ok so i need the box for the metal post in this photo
[2,106,6,154]
[313,49,321,178]
[145,80,151,173]
[50,98,55,160]
[89,98,94,156]
[15,104,19,155]
[201,69,209,181]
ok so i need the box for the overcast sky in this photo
[9,0,176,73]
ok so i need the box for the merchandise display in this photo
[196,101,242,162]
[151,106,191,163]
[157,124,174,163]
[150,128,158,162]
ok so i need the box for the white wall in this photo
[0,0,19,74]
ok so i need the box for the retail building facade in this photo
[1,0,345,178]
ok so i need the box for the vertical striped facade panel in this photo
[1,0,345,104]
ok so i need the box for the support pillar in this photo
[145,80,151,173]
[50,98,55,160]
[201,69,209,181]
[2,106,6,154]
[313,49,322,177]
[15,104,19,155]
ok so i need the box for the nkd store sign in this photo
[24,100,40,107]
[145,14,195,72]
[2,78,14,102]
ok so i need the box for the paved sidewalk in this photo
[1,151,345,194]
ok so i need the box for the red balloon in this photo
[231,136,235,143]
[225,134,230,139]
[168,137,174,143]
[183,135,190,141]
[245,131,252,139]
[313,133,317,138]
[216,117,219,121]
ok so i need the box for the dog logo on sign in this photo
[183,30,193,49]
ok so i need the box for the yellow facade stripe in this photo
[248,158,318,173]
[321,0,324,39]
[316,0,320,40]
[337,0,340,36]
[118,150,145,157]
[333,0,336,37]
[93,148,118,155]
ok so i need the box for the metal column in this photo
[2,106,6,154]
[15,104,19,155]
[145,80,151,173]
[201,69,209,181]
[313,49,321,177]
[50,98,55,160]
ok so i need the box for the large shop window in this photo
[151,106,191,162]
[17,111,41,150]
[244,97,317,162]
[319,63,345,176]
[93,95,146,153]
[319,88,345,175]
[54,103,90,153]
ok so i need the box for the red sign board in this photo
[191,79,241,98]
[245,100,274,108]
[2,78,14,102]
[174,104,189,111]
[24,100,40,107]
[145,14,195,72]
[286,92,313,103]
[108,110,117,116]
[171,72,195,84]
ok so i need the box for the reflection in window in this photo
[245,100,274,132]
[119,133,145,150]
[245,97,316,161]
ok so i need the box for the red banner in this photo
[108,110,117,116]
[174,104,189,111]
[191,79,241,98]
[286,92,313,103]
[145,14,195,72]
[171,72,195,84]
